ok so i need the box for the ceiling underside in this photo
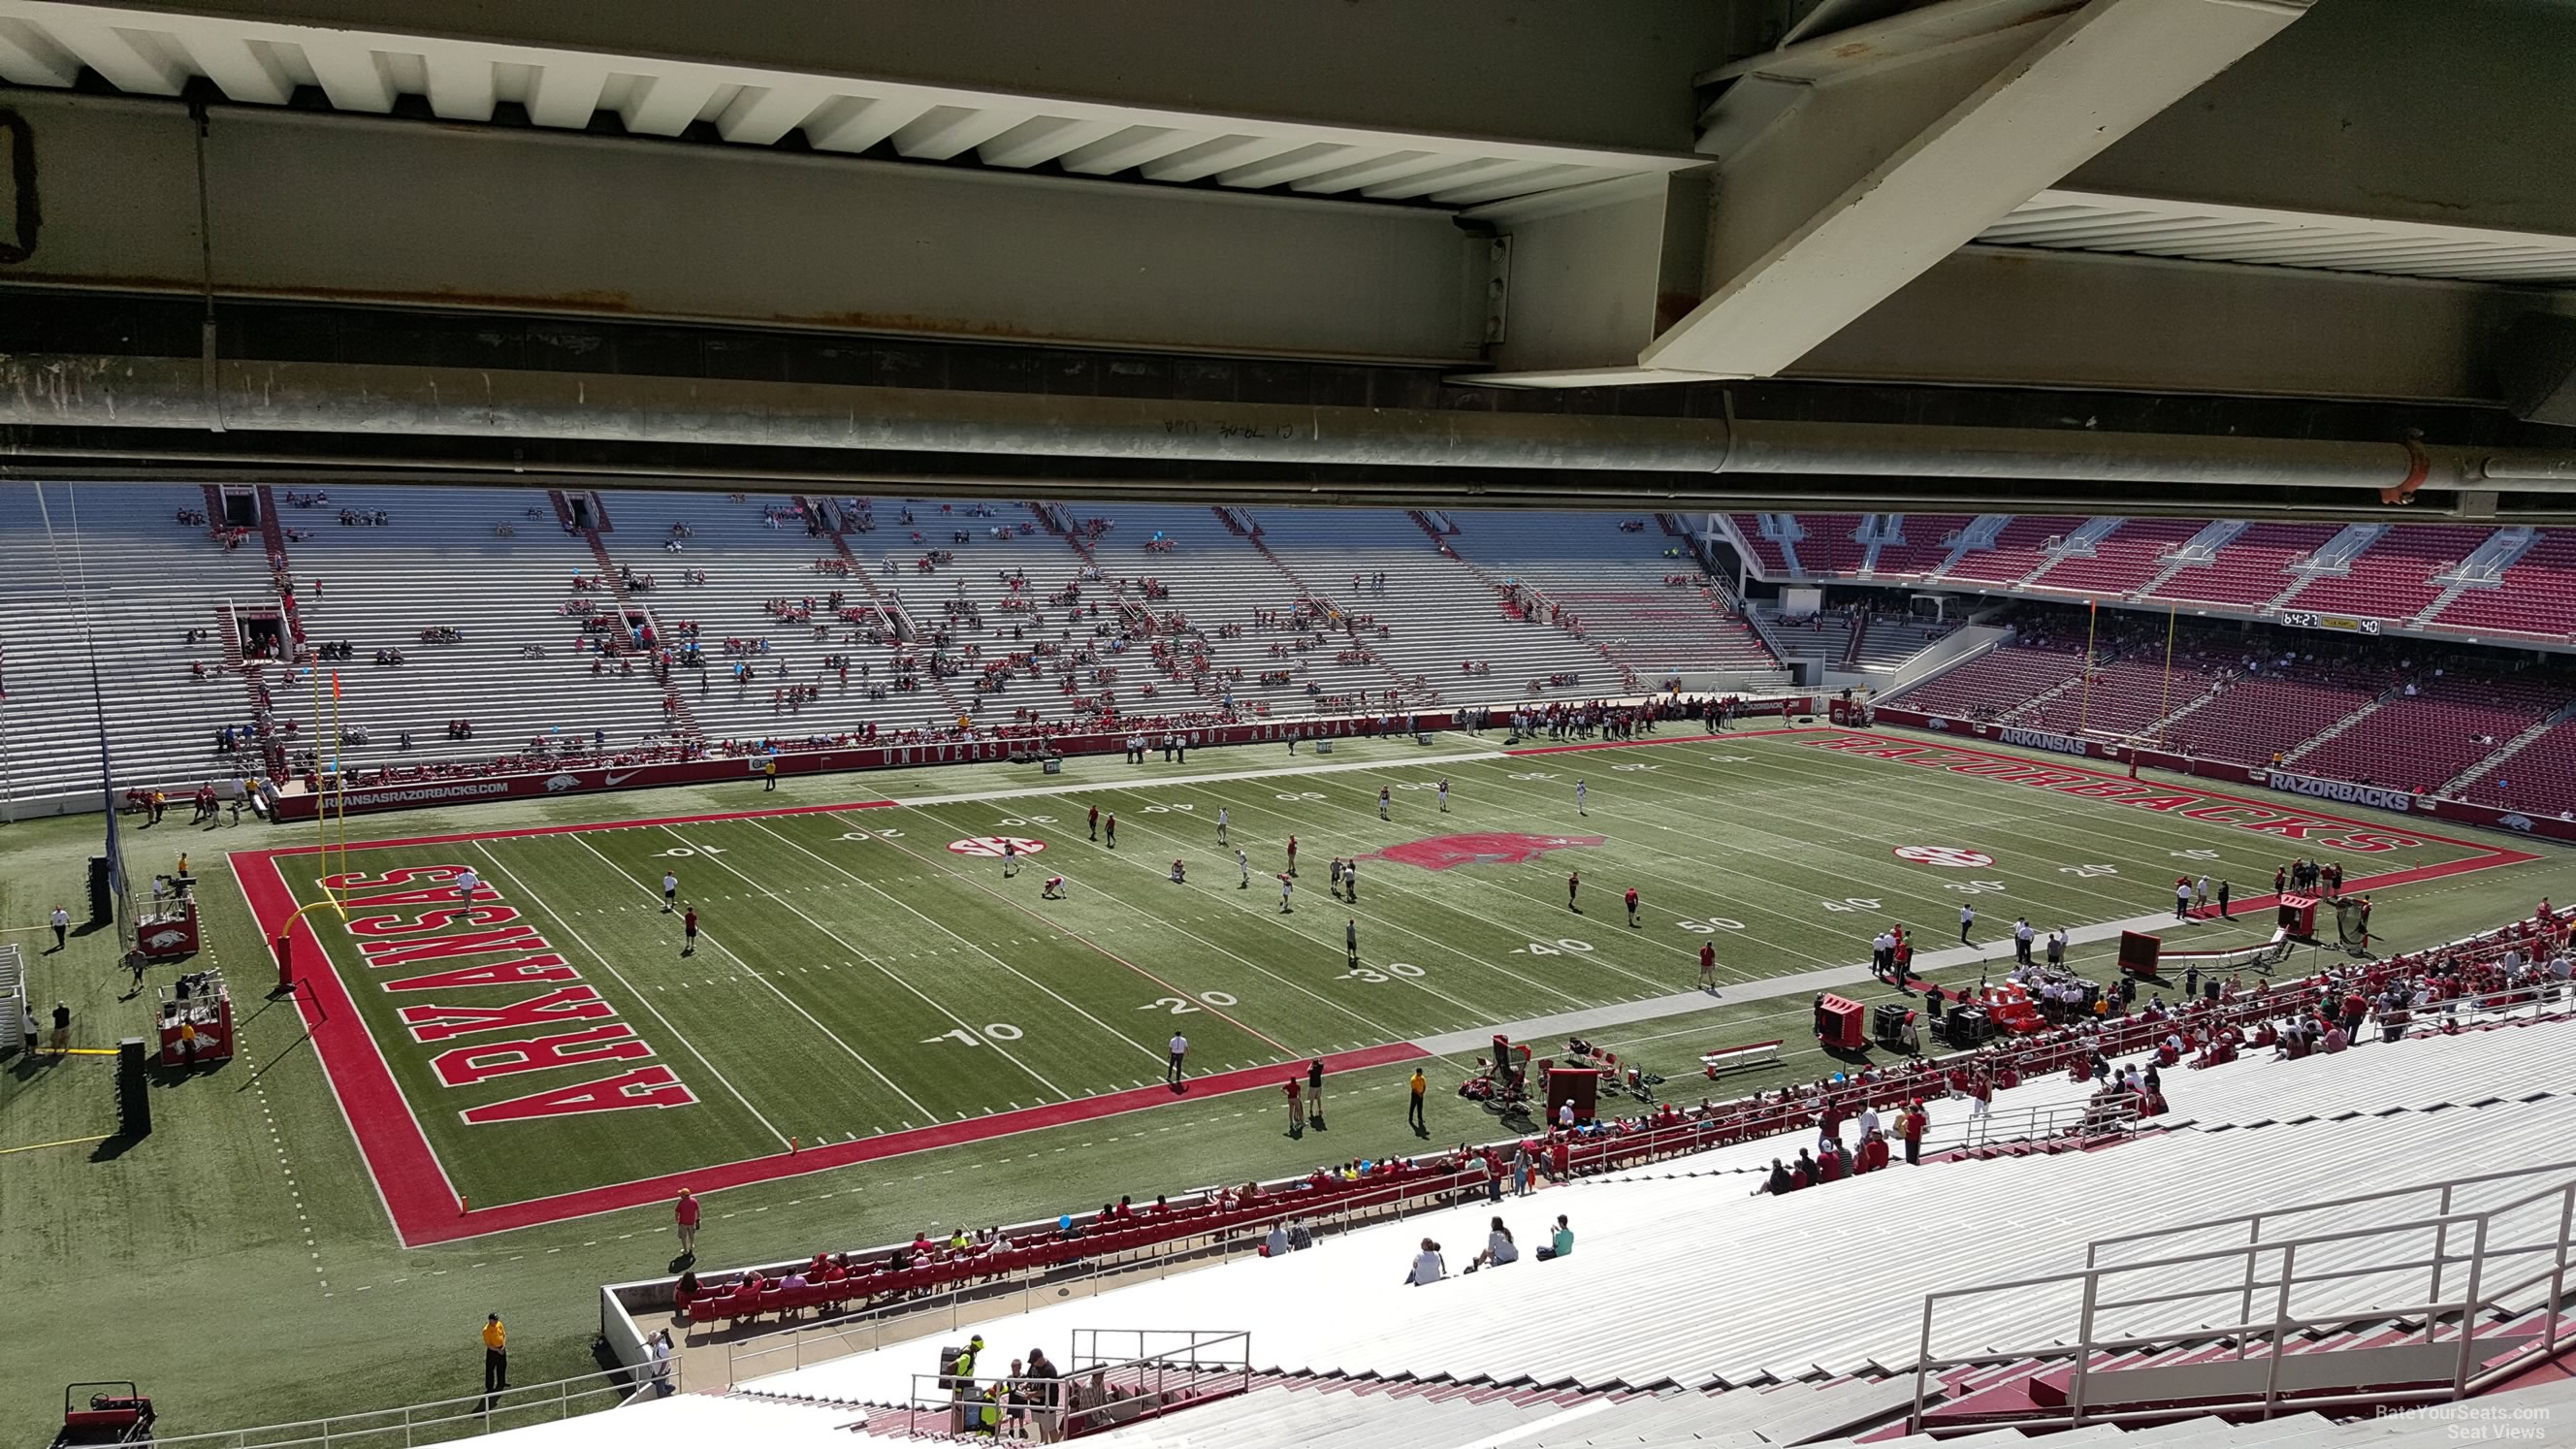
[0,0,1702,207]
[4,0,2576,522]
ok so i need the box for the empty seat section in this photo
[1941,517,2083,587]
[2290,526,2488,621]
[2027,519,2205,596]
[2146,523,2338,608]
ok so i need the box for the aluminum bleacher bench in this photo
[1699,1039,1784,1079]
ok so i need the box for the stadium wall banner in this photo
[1996,726,2105,757]
[273,696,1815,821]
[1870,706,2576,844]
[2262,770,2414,813]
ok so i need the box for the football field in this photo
[233,725,2528,1244]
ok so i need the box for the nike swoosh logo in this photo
[603,771,635,786]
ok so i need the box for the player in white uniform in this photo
[1237,848,1250,889]
[1278,874,1295,914]
[1002,838,1021,877]
[1575,779,1588,816]
[1216,807,1230,846]
[1043,874,1066,900]
[1436,779,1449,813]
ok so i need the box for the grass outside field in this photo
[0,723,2560,1441]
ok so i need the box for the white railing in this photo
[877,1329,1250,1441]
[1910,1159,2576,1432]
[128,1361,676,1449]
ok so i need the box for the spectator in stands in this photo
[1265,1221,1289,1256]
[1538,1214,1573,1261]
[1024,1348,1063,1443]
[1465,1217,1518,1272]
[1405,1236,1447,1285]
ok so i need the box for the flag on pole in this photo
[332,671,341,700]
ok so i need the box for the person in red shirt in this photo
[673,1188,701,1257]
[1625,886,1640,927]
[1285,835,1298,877]
[1567,871,1581,912]
[1284,1077,1303,1134]
[1902,1102,1926,1165]
[1087,804,1099,841]
[1549,1138,1571,1181]
[1698,941,1718,994]
[1817,1143,1845,1183]
[1862,1132,1890,1173]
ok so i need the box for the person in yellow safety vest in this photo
[981,1379,1005,1435]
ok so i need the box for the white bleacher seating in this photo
[740,1020,2576,1407]
[1443,511,1785,692]
[283,485,673,767]
[0,483,279,809]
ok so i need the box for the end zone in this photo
[230,807,1428,1247]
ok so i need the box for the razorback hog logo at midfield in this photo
[1367,832,1606,871]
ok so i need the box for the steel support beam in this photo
[1640,0,2314,379]
[0,90,1484,364]
[6,351,2572,496]
[1793,247,2576,406]
[56,0,1764,154]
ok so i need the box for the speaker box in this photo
[117,1036,152,1137]
[88,854,113,926]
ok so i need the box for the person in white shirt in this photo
[1215,807,1229,845]
[1237,849,1249,889]
[2013,918,2034,965]
[662,872,679,912]
[1406,1237,1447,1286]
[1467,1217,1518,1272]
[1558,1099,1576,1130]
[456,868,480,902]
[1959,904,1976,946]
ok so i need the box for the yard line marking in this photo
[558,831,938,1121]
[734,817,1175,1071]
[897,801,1476,1050]
[474,842,792,1149]
[1120,785,1601,1007]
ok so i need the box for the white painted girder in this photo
[421,46,496,122]
[1979,189,2576,284]
[978,115,1131,170]
[0,15,78,84]
[803,94,938,155]
[0,0,1693,209]
[1643,0,2316,378]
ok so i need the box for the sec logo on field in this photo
[950,836,1046,857]
[1893,845,1994,869]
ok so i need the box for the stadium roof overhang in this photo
[4,0,2576,518]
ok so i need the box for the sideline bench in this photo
[1700,1039,1784,1079]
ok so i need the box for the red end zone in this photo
[232,800,1426,1247]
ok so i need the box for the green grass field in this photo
[0,723,2560,1440]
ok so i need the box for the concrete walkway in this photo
[1415,905,2251,1056]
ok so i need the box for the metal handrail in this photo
[1910,1174,2576,1433]
[719,1165,1490,1382]
[130,1359,677,1449]
[889,1329,1251,1440]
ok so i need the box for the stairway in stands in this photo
[794,495,973,725]
[2279,690,2394,766]
[2444,706,2571,797]
[1222,507,1432,708]
[567,489,704,741]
